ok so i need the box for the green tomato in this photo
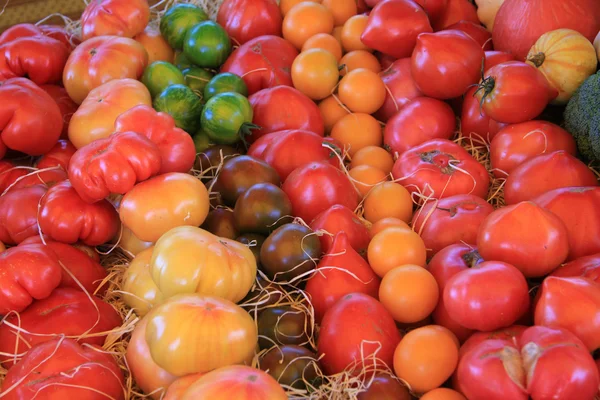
[193,129,213,153]
[204,72,248,101]
[183,21,231,69]
[182,67,214,96]
[142,61,185,98]
[201,92,256,145]
[174,51,195,70]
[160,4,209,50]
[154,84,203,134]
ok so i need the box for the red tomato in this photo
[282,161,360,223]
[0,288,122,367]
[1,338,125,400]
[114,105,196,174]
[444,261,530,331]
[412,194,493,257]
[504,150,599,205]
[414,0,448,23]
[81,0,150,40]
[444,20,492,50]
[0,24,70,85]
[474,61,558,124]
[535,276,600,352]
[375,58,423,122]
[458,325,528,358]
[221,35,299,95]
[309,204,371,255]
[483,50,515,72]
[248,86,325,143]
[456,326,599,400]
[490,121,577,178]
[38,181,120,246]
[40,84,79,139]
[0,185,46,245]
[411,30,484,99]
[248,129,340,181]
[217,0,282,45]
[38,24,80,51]
[383,97,456,156]
[431,298,474,343]
[318,293,402,375]
[6,168,67,192]
[551,253,600,283]
[392,139,490,201]
[460,87,507,144]
[305,232,381,322]
[68,131,162,203]
[0,244,62,315]
[0,78,62,159]
[0,160,26,193]
[361,0,432,59]
[431,0,479,31]
[478,201,569,277]
[533,187,600,261]
[36,139,77,171]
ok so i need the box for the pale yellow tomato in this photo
[122,247,164,317]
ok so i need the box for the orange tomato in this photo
[338,68,386,114]
[322,0,357,26]
[363,182,413,223]
[81,0,150,40]
[393,325,459,393]
[369,217,411,238]
[302,33,343,61]
[341,14,370,52]
[332,26,344,45]
[119,172,210,243]
[180,366,287,400]
[282,2,335,49]
[339,50,381,76]
[349,165,388,197]
[318,95,349,133]
[118,225,154,256]
[135,27,175,64]
[164,374,206,400]
[280,0,320,16]
[368,227,427,277]
[420,388,467,400]
[291,49,339,100]
[379,264,439,323]
[63,36,148,104]
[68,78,151,148]
[330,113,383,156]
[350,145,395,174]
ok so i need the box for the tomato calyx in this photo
[461,248,483,268]
[419,150,458,175]
[526,52,546,68]
[474,74,496,112]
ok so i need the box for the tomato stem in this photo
[527,52,546,68]
[474,74,496,118]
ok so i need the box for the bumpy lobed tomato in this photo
[0,160,26,192]
[36,139,77,171]
[217,0,282,45]
[460,86,507,144]
[81,0,150,40]
[40,84,79,139]
[4,167,67,193]
[309,204,370,255]
[375,58,423,122]
[0,185,47,245]
[458,325,529,358]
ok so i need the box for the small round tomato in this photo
[368,227,427,278]
[363,182,414,224]
[282,2,335,49]
[338,68,386,114]
[183,21,232,69]
[302,33,343,61]
[341,15,370,52]
[331,113,382,156]
[159,4,209,50]
[291,48,339,100]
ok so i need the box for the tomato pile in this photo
[0,0,599,399]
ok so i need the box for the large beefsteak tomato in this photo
[36,139,77,171]
[375,58,422,122]
[40,84,79,139]
[217,0,282,45]
[81,0,150,40]
[0,185,46,245]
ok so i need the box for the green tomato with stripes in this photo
[183,21,231,69]
[204,72,248,101]
[142,61,185,98]
[153,84,203,134]
[160,4,208,50]
[201,92,257,145]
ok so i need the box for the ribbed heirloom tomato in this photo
[81,0,150,40]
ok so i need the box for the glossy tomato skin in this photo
[0,78,62,159]
[283,161,360,223]
[533,187,600,261]
[444,261,530,331]
[431,0,479,31]
[248,86,325,143]
[39,181,120,246]
[475,61,558,124]
[0,160,26,193]
[115,105,196,174]
[459,324,528,357]
[375,58,423,122]
[81,0,149,40]
[460,86,507,144]
[40,84,79,139]
[0,288,122,367]
[217,0,282,45]
[414,0,448,23]
[1,338,125,400]
[504,150,599,205]
[318,293,402,375]
[551,253,600,283]
[412,194,493,257]
[384,97,456,157]
[63,36,148,104]
[68,131,162,203]
[36,139,77,171]
[221,35,299,95]
[0,24,70,85]
[0,185,47,245]
[483,51,516,72]
[490,120,577,178]
[309,204,370,255]
[411,30,485,99]
[4,167,67,193]
[392,139,490,201]
[361,0,433,59]
[443,20,493,50]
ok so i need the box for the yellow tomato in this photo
[145,294,257,376]
[63,35,148,104]
[119,225,154,256]
[149,226,256,303]
[291,48,339,100]
[119,173,210,243]
[134,27,175,64]
[68,78,151,148]
[181,366,287,400]
[122,247,164,317]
